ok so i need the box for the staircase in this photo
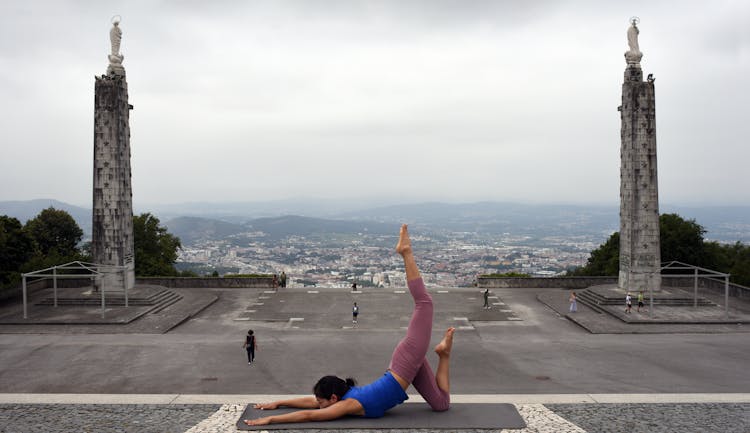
[576,288,715,312]
[575,290,608,314]
[36,289,182,313]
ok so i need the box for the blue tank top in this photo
[342,371,408,418]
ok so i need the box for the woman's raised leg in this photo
[389,225,434,385]
[389,225,454,411]
[395,224,421,282]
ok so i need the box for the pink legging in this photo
[388,278,450,411]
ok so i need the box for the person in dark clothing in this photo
[483,288,490,309]
[243,329,258,364]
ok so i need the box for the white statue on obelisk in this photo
[107,16,125,76]
[624,17,643,66]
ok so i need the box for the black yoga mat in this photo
[237,402,526,430]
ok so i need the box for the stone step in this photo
[146,290,177,304]
[577,289,715,307]
[36,298,154,306]
[147,292,183,314]
[575,291,608,314]
[35,289,179,307]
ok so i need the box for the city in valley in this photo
[154,201,750,289]
[177,229,598,288]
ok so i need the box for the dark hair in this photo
[313,375,356,399]
[247,330,254,335]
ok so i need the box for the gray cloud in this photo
[0,0,748,207]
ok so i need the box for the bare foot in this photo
[395,224,412,256]
[434,327,455,357]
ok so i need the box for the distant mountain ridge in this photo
[336,201,619,235]
[2,199,748,244]
[163,215,399,244]
[248,215,398,238]
[163,217,247,244]
[0,199,92,238]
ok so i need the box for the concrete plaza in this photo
[0,285,748,432]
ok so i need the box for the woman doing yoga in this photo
[244,224,454,426]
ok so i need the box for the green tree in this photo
[20,208,86,273]
[659,213,706,265]
[569,232,620,276]
[0,216,35,288]
[702,241,730,272]
[133,213,182,276]
[568,214,750,287]
[573,214,707,276]
[723,242,750,287]
[24,207,83,257]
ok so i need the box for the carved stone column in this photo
[92,20,135,291]
[618,19,661,292]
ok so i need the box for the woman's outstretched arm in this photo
[245,399,362,426]
[253,396,319,410]
[396,224,421,282]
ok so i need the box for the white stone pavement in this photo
[2,393,749,433]
[183,403,586,433]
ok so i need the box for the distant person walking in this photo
[637,291,644,312]
[352,302,359,325]
[352,282,358,290]
[569,291,577,313]
[625,293,632,314]
[483,288,490,309]
[280,272,287,288]
[243,330,258,364]
[272,274,279,290]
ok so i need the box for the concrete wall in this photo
[136,277,274,289]
[662,276,750,299]
[0,277,97,302]
[1,277,274,302]
[478,275,749,299]
[477,276,617,289]
[10,276,746,298]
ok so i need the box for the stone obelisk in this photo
[618,18,661,292]
[92,18,135,291]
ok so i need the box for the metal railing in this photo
[659,261,730,318]
[21,261,130,319]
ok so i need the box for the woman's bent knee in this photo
[431,401,450,412]
[428,394,450,412]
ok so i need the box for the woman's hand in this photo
[244,417,271,426]
[254,402,279,410]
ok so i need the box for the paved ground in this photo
[1,396,749,433]
[0,286,218,333]
[537,286,750,334]
[1,285,749,432]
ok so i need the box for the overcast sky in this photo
[1,1,748,208]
